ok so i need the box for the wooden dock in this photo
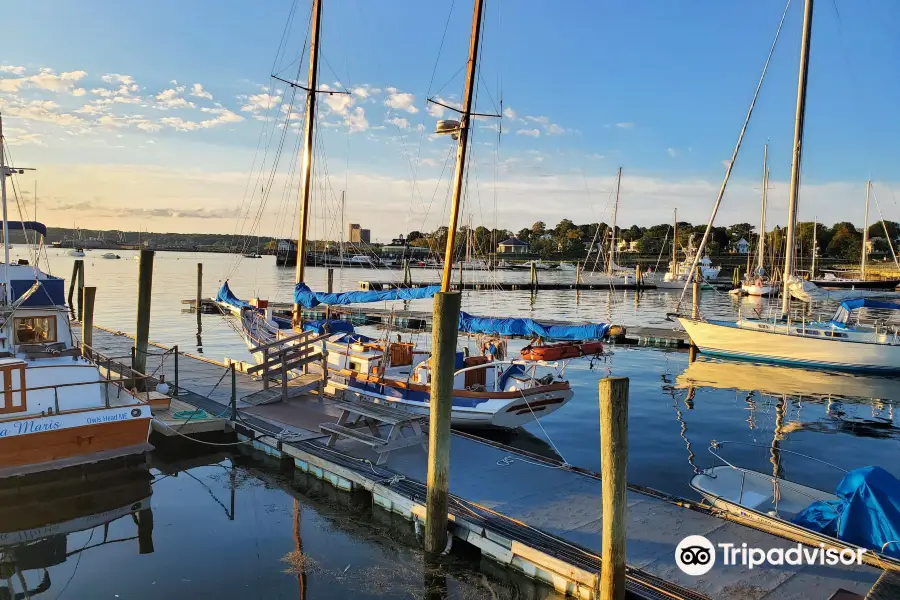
[84,324,888,600]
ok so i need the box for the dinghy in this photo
[520,340,603,361]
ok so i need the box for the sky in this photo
[3,0,900,242]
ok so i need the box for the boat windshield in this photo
[831,297,900,326]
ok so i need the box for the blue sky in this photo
[3,0,900,240]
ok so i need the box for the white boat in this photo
[0,134,152,477]
[557,262,577,272]
[740,145,778,296]
[102,252,120,259]
[348,254,377,267]
[677,297,900,373]
[67,248,85,257]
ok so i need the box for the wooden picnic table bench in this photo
[320,398,427,465]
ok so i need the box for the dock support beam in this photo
[425,291,461,554]
[81,286,96,357]
[134,250,154,390]
[326,268,334,320]
[530,261,538,291]
[599,377,628,600]
[196,263,203,313]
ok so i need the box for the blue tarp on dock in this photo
[457,311,609,341]
[216,281,252,310]
[293,282,440,309]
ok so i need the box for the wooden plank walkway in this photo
[86,324,884,599]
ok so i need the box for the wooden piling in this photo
[634,264,641,290]
[76,260,85,319]
[196,263,203,312]
[530,262,538,291]
[599,377,628,600]
[575,262,582,289]
[692,266,700,320]
[230,363,237,421]
[424,291,461,554]
[134,250,154,389]
[326,268,334,293]
[81,286,96,357]
[67,260,80,308]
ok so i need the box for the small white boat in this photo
[740,278,779,296]
[67,248,85,257]
[102,252,120,259]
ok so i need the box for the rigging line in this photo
[676,0,792,311]
[430,63,468,100]
[271,0,301,75]
[426,0,457,98]
[869,184,900,269]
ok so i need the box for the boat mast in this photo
[811,215,817,278]
[0,116,8,304]
[439,0,484,291]
[672,208,677,274]
[293,0,323,321]
[758,144,768,275]
[781,0,814,317]
[861,179,870,280]
[608,167,622,276]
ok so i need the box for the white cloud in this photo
[667,147,678,158]
[323,92,352,116]
[0,68,87,94]
[241,92,281,113]
[345,107,369,132]
[427,102,445,118]
[190,83,213,100]
[615,122,634,129]
[516,128,540,138]
[155,87,195,109]
[6,131,43,146]
[199,107,243,127]
[0,66,26,76]
[503,107,517,120]
[546,123,566,135]
[160,116,201,131]
[72,88,86,97]
[74,102,107,115]
[384,88,418,114]
[0,97,87,128]
[386,116,409,130]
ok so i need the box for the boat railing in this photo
[82,343,173,406]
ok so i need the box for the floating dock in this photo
[86,325,888,599]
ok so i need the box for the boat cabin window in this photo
[757,324,770,330]
[803,329,820,335]
[14,316,57,344]
[823,331,847,338]
[348,360,362,372]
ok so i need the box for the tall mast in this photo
[758,144,768,274]
[781,0,814,316]
[861,180,870,280]
[811,215,817,278]
[0,116,8,304]
[293,0,323,320]
[439,0,484,291]
[672,208,677,274]
[608,167,622,276]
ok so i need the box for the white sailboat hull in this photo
[678,317,900,373]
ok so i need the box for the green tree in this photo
[825,222,861,260]
[531,221,546,238]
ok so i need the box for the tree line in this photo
[404,219,900,261]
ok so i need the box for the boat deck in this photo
[85,324,886,599]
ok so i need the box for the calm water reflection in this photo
[36,248,900,502]
[0,450,559,600]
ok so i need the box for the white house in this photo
[616,240,639,253]
[497,237,529,254]
[735,238,750,254]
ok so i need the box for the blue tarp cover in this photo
[457,311,609,341]
[216,281,252,309]
[833,297,900,324]
[302,319,355,335]
[7,221,47,237]
[793,466,900,558]
[293,282,440,309]
[14,278,64,307]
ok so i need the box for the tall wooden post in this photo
[136,507,155,555]
[426,0,484,554]
[196,263,203,313]
[424,291,461,554]
[599,377,628,600]
[67,260,80,308]
[76,260,85,320]
[575,262,581,289]
[81,287,96,357]
[530,261,538,291]
[134,250,154,389]
[692,266,701,320]
[781,0,814,316]
[326,268,334,293]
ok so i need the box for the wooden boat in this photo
[520,340,603,361]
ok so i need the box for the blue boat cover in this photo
[793,466,900,558]
[457,311,609,341]
[302,319,355,335]
[833,298,900,325]
[14,278,65,307]
[7,221,47,237]
[216,281,252,310]
[293,282,440,308]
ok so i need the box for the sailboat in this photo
[677,0,900,373]
[741,144,779,296]
[218,0,592,428]
[0,117,152,476]
[583,167,636,284]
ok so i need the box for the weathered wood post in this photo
[634,264,641,290]
[599,377,628,600]
[76,260,85,320]
[326,268,334,293]
[458,261,463,290]
[136,507,154,555]
[424,290,461,554]
[173,345,179,397]
[530,261,538,291]
[230,362,237,421]
[134,250,154,390]
[81,286,96,357]
[575,261,582,289]
[196,263,203,313]
[67,260,80,308]
[692,266,701,320]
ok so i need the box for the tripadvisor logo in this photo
[675,535,866,576]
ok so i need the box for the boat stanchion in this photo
[425,290,461,554]
[599,376,628,600]
[196,263,203,316]
[173,345,179,397]
[230,363,237,421]
[81,286,96,357]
